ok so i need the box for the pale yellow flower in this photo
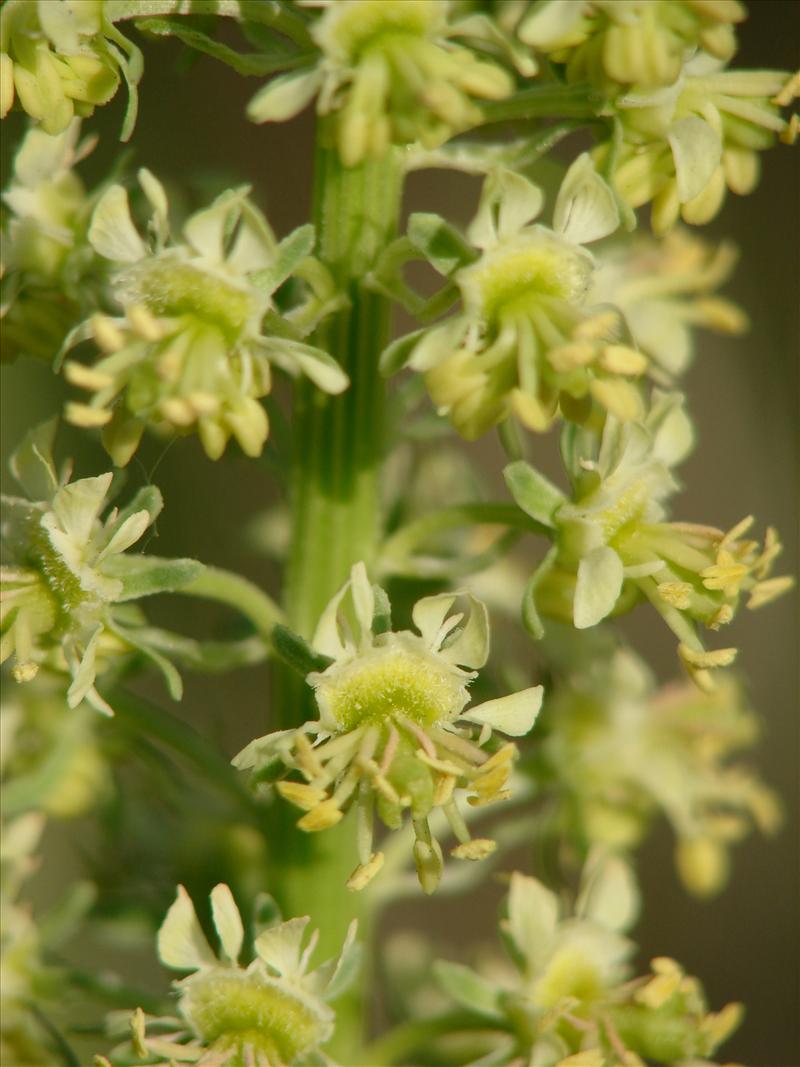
[235,562,542,893]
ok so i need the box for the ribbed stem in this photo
[284,140,402,637]
[268,129,404,1060]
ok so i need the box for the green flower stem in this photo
[107,0,313,44]
[381,502,551,571]
[267,131,405,1059]
[110,688,256,811]
[365,1011,501,1066]
[179,565,283,640]
[481,82,601,123]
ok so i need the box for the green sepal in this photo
[251,224,315,295]
[104,555,203,600]
[504,461,565,529]
[433,960,504,1018]
[407,213,477,277]
[252,892,283,937]
[379,327,428,377]
[609,1002,730,1061]
[321,932,361,1002]
[522,546,559,640]
[104,17,144,142]
[371,584,392,636]
[111,485,164,530]
[10,419,59,502]
[134,16,306,76]
[271,623,333,677]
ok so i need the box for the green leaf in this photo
[247,66,322,123]
[134,16,306,76]
[574,545,624,629]
[379,328,428,377]
[112,485,164,532]
[105,555,204,600]
[433,960,503,1017]
[553,151,620,245]
[252,892,283,937]
[668,115,722,203]
[407,213,476,276]
[371,585,392,636]
[271,623,333,676]
[324,927,362,1002]
[267,337,349,394]
[504,461,565,528]
[251,223,315,294]
[10,419,59,501]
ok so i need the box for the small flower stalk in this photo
[101,883,358,1067]
[236,562,543,893]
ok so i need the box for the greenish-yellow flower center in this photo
[183,971,325,1063]
[459,234,592,324]
[314,642,468,732]
[320,0,441,65]
[532,947,604,1009]
[121,258,257,343]
[27,519,85,618]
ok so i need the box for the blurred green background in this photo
[1,2,797,1063]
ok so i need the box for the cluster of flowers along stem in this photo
[1,2,796,1066]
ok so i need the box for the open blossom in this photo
[63,169,348,465]
[506,392,792,688]
[1,421,201,713]
[0,0,141,139]
[235,562,543,894]
[100,884,358,1067]
[1,120,106,364]
[596,58,798,233]
[248,0,517,167]
[432,853,742,1065]
[515,0,745,95]
[588,226,747,376]
[541,642,781,896]
[394,156,663,439]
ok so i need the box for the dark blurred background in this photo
[1,2,797,1063]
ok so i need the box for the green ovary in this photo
[183,972,325,1063]
[460,236,592,324]
[532,947,603,1009]
[316,644,467,731]
[27,521,85,617]
[122,259,257,343]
